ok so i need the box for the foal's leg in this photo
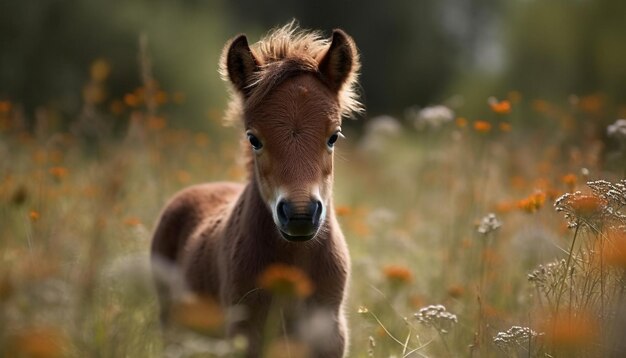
[309,312,347,358]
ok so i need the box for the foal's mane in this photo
[220,21,362,125]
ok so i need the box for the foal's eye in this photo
[327,132,342,148]
[247,133,263,150]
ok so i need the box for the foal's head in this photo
[221,23,361,242]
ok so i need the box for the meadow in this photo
[1,58,626,357]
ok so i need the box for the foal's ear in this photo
[318,29,358,93]
[223,34,260,96]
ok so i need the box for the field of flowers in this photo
[1,58,626,357]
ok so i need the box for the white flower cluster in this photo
[414,304,458,334]
[408,105,454,130]
[607,119,626,141]
[477,213,502,235]
[493,326,543,351]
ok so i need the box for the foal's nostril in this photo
[310,200,323,228]
[277,200,291,227]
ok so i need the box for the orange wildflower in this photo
[532,99,551,114]
[569,195,605,218]
[123,93,140,107]
[455,117,468,128]
[561,173,577,190]
[29,210,40,222]
[507,91,522,103]
[48,166,68,180]
[176,170,192,184]
[172,91,186,104]
[123,217,142,227]
[604,232,626,269]
[171,294,224,332]
[90,58,111,82]
[578,94,604,115]
[383,265,412,285]
[447,284,465,299]
[258,264,314,298]
[545,312,598,349]
[147,116,167,130]
[489,99,512,114]
[9,326,68,358]
[499,122,512,132]
[473,120,492,133]
[335,205,352,217]
[518,191,546,213]
[0,100,12,113]
[154,90,168,105]
[0,272,13,301]
[109,100,125,115]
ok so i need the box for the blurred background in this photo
[2,0,626,130]
[3,1,626,357]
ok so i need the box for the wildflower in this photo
[266,338,309,358]
[0,272,13,302]
[147,116,167,130]
[507,91,522,103]
[545,312,598,349]
[607,119,626,141]
[154,90,168,105]
[518,191,546,213]
[499,122,512,132]
[493,326,543,352]
[194,133,210,147]
[455,117,468,128]
[9,326,69,358]
[414,304,458,334]
[48,166,68,181]
[368,335,376,357]
[578,94,604,114]
[123,93,140,107]
[90,58,111,82]
[408,105,454,130]
[335,205,352,217]
[473,120,492,133]
[82,83,106,104]
[109,100,125,115]
[29,210,40,222]
[176,170,192,184]
[257,264,314,298]
[447,284,465,299]
[0,100,12,113]
[123,217,142,227]
[561,174,577,190]
[488,97,512,114]
[604,231,626,269]
[532,99,551,114]
[382,265,412,285]
[554,191,606,228]
[477,213,502,235]
[171,294,224,332]
[528,259,572,294]
[172,91,186,104]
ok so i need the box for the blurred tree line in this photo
[1,0,625,129]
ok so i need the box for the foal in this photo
[151,23,361,357]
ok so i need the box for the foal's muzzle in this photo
[276,199,323,242]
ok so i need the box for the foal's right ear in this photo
[222,35,260,96]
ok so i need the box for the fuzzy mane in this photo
[220,21,362,126]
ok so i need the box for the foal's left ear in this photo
[222,34,260,97]
[317,29,358,93]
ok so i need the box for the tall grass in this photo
[1,58,626,357]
